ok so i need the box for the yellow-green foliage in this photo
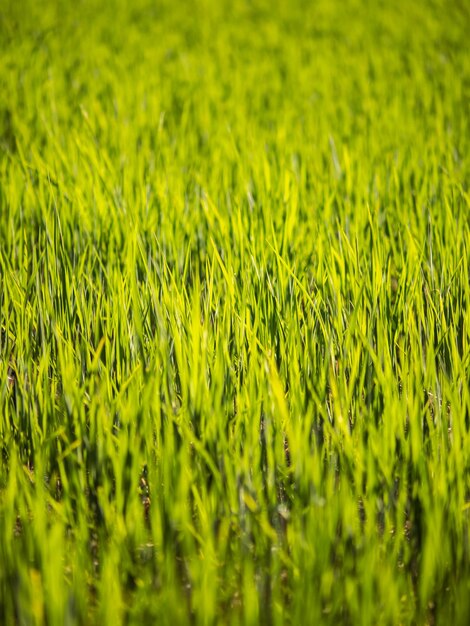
[1,0,469,624]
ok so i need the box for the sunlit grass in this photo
[1,0,469,624]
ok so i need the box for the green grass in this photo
[1,0,469,623]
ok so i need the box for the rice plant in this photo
[1,0,469,624]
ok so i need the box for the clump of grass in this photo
[1,0,469,624]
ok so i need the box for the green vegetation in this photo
[1,0,469,623]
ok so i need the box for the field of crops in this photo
[1,0,469,624]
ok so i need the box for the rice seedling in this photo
[0,0,469,624]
